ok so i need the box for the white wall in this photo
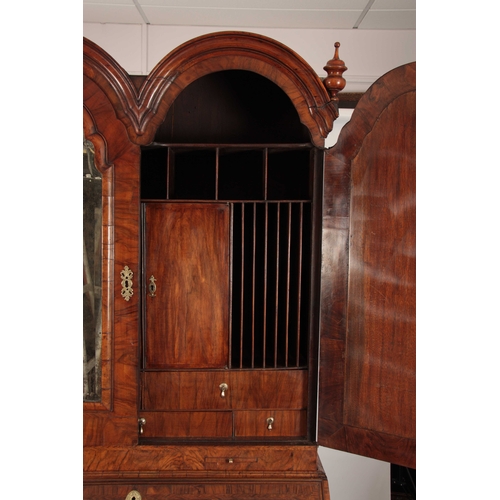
[319,447,390,500]
[83,23,416,92]
[82,25,412,500]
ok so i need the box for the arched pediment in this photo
[84,32,340,147]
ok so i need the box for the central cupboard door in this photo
[143,202,231,369]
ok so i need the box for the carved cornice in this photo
[83,38,142,137]
[84,32,341,148]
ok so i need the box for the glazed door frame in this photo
[84,41,142,446]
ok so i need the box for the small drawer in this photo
[140,411,232,438]
[204,456,259,470]
[142,370,307,411]
[234,410,307,437]
[230,370,308,409]
[141,371,231,410]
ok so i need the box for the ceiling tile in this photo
[83,0,417,30]
[83,4,144,24]
[139,0,368,8]
[358,10,415,29]
[372,0,416,8]
[141,6,361,29]
[83,0,135,4]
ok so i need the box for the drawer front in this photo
[234,410,307,437]
[84,481,324,500]
[84,444,320,473]
[140,411,232,438]
[142,369,307,411]
[230,370,308,409]
[141,371,231,410]
[204,456,259,470]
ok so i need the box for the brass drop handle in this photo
[266,417,274,430]
[138,417,146,435]
[148,275,157,297]
[219,382,228,398]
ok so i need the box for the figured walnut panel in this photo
[84,479,327,500]
[344,90,416,439]
[143,203,230,369]
[83,444,319,473]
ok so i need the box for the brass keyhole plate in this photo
[125,490,142,500]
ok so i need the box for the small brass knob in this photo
[219,382,228,398]
[138,417,146,435]
[266,417,274,430]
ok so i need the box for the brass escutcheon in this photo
[148,275,157,297]
[120,266,134,301]
[125,490,142,500]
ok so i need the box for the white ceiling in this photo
[83,0,416,30]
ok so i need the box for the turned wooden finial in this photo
[323,42,348,102]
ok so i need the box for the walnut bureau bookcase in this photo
[83,31,416,500]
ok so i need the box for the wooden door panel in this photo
[344,90,416,439]
[140,411,233,438]
[318,63,416,468]
[141,371,231,410]
[143,203,230,369]
[230,370,308,409]
[234,410,307,437]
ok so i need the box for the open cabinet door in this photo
[318,62,416,469]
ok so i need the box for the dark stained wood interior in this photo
[155,70,311,144]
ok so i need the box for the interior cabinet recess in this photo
[84,31,415,500]
[139,69,322,445]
